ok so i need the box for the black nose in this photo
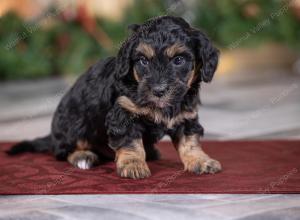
[152,85,167,97]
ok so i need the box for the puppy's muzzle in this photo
[151,84,169,97]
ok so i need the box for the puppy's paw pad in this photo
[202,159,222,174]
[117,159,151,179]
[184,157,222,175]
[68,151,98,170]
[77,159,91,170]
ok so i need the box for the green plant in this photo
[194,0,300,49]
[0,1,299,81]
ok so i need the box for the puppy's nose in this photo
[152,85,167,97]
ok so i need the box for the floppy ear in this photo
[191,29,219,83]
[115,35,138,80]
[128,24,140,32]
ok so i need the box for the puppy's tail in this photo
[6,135,52,155]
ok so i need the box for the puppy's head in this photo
[116,16,219,108]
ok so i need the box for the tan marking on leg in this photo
[136,42,155,59]
[165,43,188,58]
[115,139,151,179]
[174,134,222,174]
[76,140,90,151]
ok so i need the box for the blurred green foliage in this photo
[0,13,52,80]
[195,0,300,49]
[0,12,103,80]
[0,0,299,80]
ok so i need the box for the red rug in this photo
[0,141,299,195]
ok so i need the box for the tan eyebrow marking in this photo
[165,43,188,57]
[136,43,155,59]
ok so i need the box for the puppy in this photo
[8,16,221,179]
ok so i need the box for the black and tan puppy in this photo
[8,16,221,179]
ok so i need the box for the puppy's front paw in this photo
[202,158,222,174]
[117,159,151,179]
[184,157,222,175]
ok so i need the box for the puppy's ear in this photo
[115,35,137,80]
[128,24,140,32]
[191,29,219,83]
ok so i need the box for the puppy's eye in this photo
[172,56,185,66]
[139,56,149,66]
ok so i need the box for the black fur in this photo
[6,135,51,155]
[8,16,219,172]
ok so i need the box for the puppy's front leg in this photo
[175,134,221,174]
[114,139,151,179]
[172,129,222,175]
[106,102,151,179]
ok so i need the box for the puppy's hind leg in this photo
[67,140,99,170]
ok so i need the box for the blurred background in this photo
[0,0,300,140]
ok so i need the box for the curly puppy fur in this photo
[7,16,222,179]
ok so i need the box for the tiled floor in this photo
[1,69,300,219]
[1,195,300,220]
